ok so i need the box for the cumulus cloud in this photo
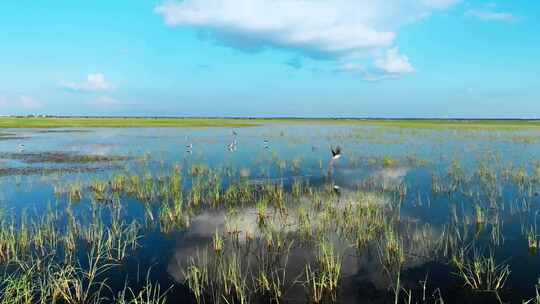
[465,9,518,22]
[62,73,113,92]
[336,48,413,80]
[374,48,414,74]
[155,0,459,78]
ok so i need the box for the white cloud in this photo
[62,73,113,92]
[465,9,518,22]
[374,48,414,75]
[156,0,395,56]
[335,48,413,80]
[155,0,459,79]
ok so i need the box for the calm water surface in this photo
[2,124,540,303]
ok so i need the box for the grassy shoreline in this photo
[1,117,540,129]
[0,117,257,128]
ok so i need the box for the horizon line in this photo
[1,115,540,121]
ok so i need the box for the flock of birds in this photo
[16,130,343,161]
[184,130,342,162]
[16,130,343,191]
[183,130,343,193]
[16,129,343,163]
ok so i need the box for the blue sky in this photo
[0,0,538,118]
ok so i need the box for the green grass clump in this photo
[452,251,510,292]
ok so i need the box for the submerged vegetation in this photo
[2,125,540,302]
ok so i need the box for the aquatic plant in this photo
[303,241,342,303]
[6,124,540,304]
[452,250,510,292]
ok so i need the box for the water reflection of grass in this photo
[0,159,405,303]
[4,129,540,303]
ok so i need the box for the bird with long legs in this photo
[227,130,238,151]
[328,145,342,196]
[185,136,193,154]
[227,140,237,152]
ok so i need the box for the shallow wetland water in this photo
[2,124,540,303]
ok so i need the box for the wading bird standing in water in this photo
[227,140,237,152]
[17,144,25,152]
[227,130,238,152]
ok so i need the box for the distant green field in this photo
[262,118,540,129]
[1,117,540,129]
[0,117,257,128]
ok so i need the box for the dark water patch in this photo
[0,151,130,164]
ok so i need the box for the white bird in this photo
[328,146,342,196]
[331,146,342,160]
[17,144,25,152]
[263,139,269,149]
[227,135,239,151]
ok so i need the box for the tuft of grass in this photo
[452,250,510,292]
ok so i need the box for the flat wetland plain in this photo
[3,116,540,129]
[3,118,540,303]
